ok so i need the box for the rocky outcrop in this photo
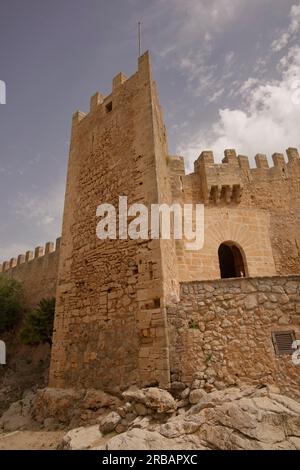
[1,384,300,450]
[122,387,176,414]
[98,428,206,450]
[60,425,104,450]
[33,388,85,427]
[61,385,300,450]
[143,388,177,414]
[32,387,122,429]
[0,390,36,432]
[0,335,50,416]
[0,387,122,431]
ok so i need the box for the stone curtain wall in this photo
[167,276,300,398]
[175,206,276,282]
[0,239,60,308]
[168,148,300,282]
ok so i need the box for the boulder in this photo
[159,413,205,438]
[170,382,186,398]
[122,386,146,403]
[134,403,148,416]
[143,388,177,414]
[117,402,132,418]
[189,389,207,405]
[83,389,121,410]
[0,396,34,432]
[61,425,102,450]
[34,388,84,425]
[181,388,190,400]
[95,386,300,450]
[99,412,122,434]
[97,428,205,450]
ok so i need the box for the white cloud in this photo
[0,180,64,263]
[164,0,248,44]
[272,4,300,52]
[178,48,218,97]
[208,88,225,103]
[230,78,261,99]
[224,51,235,67]
[177,45,300,168]
[155,1,271,102]
[154,0,254,67]
[14,180,64,237]
[177,48,236,100]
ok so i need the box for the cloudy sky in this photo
[1,0,300,262]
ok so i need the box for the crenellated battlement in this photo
[194,149,243,204]
[0,237,60,308]
[1,50,300,394]
[71,52,150,127]
[189,147,300,205]
[194,147,300,172]
[0,237,61,274]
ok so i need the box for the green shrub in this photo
[188,319,199,329]
[204,353,214,365]
[20,297,55,346]
[0,277,23,333]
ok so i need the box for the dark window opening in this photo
[105,102,113,113]
[272,331,296,356]
[218,243,246,279]
[132,266,138,275]
[148,261,154,280]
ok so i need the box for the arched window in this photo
[218,242,246,279]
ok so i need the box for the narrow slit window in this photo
[105,102,113,113]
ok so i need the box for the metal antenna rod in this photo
[138,21,142,57]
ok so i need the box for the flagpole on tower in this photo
[138,21,142,57]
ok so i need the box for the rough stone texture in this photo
[90,386,300,450]
[83,389,121,410]
[0,390,38,432]
[167,276,300,397]
[122,386,146,403]
[133,403,148,416]
[1,52,300,396]
[33,388,85,426]
[143,387,176,414]
[49,52,174,392]
[60,425,104,450]
[170,148,300,281]
[33,387,120,428]
[99,412,122,434]
[121,386,176,414]
[0,338,50,415]
[189,389,207,405]
[98,428,205,450]
[2,384,300,450]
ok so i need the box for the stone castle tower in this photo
[49,52,176,391]
[2,52,300,395]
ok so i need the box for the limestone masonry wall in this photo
[168,148,300,281]
[49,52,173,391]
[167,276,300,398]
[0,239,60,307]
[1,51,300,395]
